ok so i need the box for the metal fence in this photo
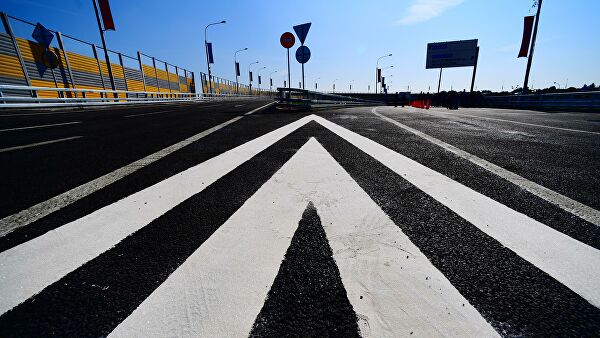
[200,72,276,97]
[0,12,195,101]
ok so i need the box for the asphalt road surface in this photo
[1,102,599,337]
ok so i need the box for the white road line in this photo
[122,110,177,118]
[315,114,600,308]
[0,111,308,315]
[373,108,600,226]
[0,121,81,132]
[110,139,497,337]
[0,102,274,237]
[427,109,600,135]
[235,104,245,107]
[0,136,82,153]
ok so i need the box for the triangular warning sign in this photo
[293,22,311,45]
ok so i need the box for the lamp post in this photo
[380,66,393,93]
[333,78,338,93]
[204,20,226,95]
[314,77,320,91]
[234,47,247,94]
[269,70,278,93]
[257,66,266,94]
[376,53,392,94]
[248,60,259,95]
[349,79,354,93]
[553,81,561,89]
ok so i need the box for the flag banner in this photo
[235,62,240,77]
[249,71,253,82]
[206,43,214,64]
[518,16,535,58]
[377,68,382,82]
[259,76,262,85]
[98,0,115,30]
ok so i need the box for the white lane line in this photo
[110,139,497,337]
[235,104,245,107]
[0,112,310,315]
[0,121,82,132]
[314,114,600,308]
[427,109,600,135]
[0,136,82,153]
[373,108,600,226]
[122,110,177,118]
[0,102,273,237]
[122,104,223,118]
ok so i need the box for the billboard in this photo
[426,39,478,69]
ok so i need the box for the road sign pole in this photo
[287,49,291,89]
[523,0,542,93]
[301,63,304,90]
[437,68,443,93]
[470,46,479,93]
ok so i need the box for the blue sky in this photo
[2,0,599,92]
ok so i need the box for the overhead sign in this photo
[295,45,311,64]
[293,23,311,45]
[32,23,54,48]
[280,32,295,49]
[426,39,478,69]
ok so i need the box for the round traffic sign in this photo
[295,45,311,64]
[280,32,295,49]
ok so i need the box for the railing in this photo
[0,12,196,99]
[276,88,382,110]
[0,85,266,107]
[481,91,600,111]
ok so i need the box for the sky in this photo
[2,0,599,93]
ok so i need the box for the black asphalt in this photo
[1,102,599,337]
[250,202,360,337]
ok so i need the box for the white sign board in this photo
[426,39,478,69]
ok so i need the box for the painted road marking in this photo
[235,104,245,107]
[428,109,600,135]
[0,102,274,237]
[315,114,600,308]
[2,112,597,326]
[122,110,177,118]
[0,136,82,153]
[0,121,81,132]
[110,138,497,337]
[373,107,600,226]
[0,111,307,315]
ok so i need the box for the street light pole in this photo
[376,53,392,94]
[257,66,266,94]
[349,80,354,93]
[380,65,393,93]
[333,78,338,93]
[234,47,247,95]
[204,20,226,95]
[523,0,542,93]
[269,70,278,93]
[248,61,259,95]
[314,77,320,91]
[92,0,116,93]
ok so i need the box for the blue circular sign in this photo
[295,45,311,64]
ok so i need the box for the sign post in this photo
[92,0,116,93]
[293,23,311,90]
[426,39,478,93]
[280,32,295,91]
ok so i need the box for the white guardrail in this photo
[0,85,269,108]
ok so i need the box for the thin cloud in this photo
[396,0,464,25]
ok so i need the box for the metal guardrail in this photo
[482,91,600,111]
[276,88,382,110]
[0,85,267,108]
